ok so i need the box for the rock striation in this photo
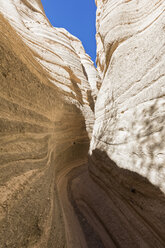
[89,0,165,246]
[92,0,165,191]
[0,0,165,247]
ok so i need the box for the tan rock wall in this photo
[0,13,89,248]
[0,0,100,136]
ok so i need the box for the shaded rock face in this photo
[0,0,165,248]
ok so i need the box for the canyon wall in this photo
[92,0,165,192]
[0,1,98,246]
[0,0,165,247]
[88,0,165,246]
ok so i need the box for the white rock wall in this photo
[91,0,165,192]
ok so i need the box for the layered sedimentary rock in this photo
[0,1,98,247]
[92,0,165,192]
[89,0,165,246]
[0,0,101,136]
[0,0,165,247]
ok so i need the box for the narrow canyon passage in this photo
[0,0,165,247]
[0,13,91,247]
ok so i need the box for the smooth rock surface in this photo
[0,0,101,136]
[89,0,165,246]
[0,0,165,247]
[0,1,98,246]
[0,13,90,247]
[91,0,165,191]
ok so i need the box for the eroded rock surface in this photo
[89,0,165,246]
[0,0,165,247]
[91,0,165,192]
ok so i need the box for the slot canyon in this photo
[0,0,165,247]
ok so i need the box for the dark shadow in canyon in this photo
[56,146,165,247]
[80,149,165,248]
[67,166,105,248]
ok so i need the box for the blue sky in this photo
[41,0,97,65]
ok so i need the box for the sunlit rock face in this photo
[0,0,101,136]
[91,0,165,190]
[0,0,165,247]
[88,0,165,246]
